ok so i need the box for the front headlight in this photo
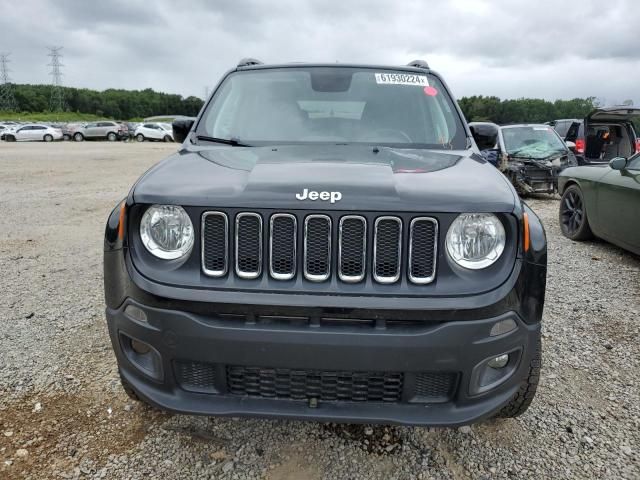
[446,213,505,269]
[140,205,194,260]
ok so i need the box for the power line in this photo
[0,52,17,111]
[47,46,66,112]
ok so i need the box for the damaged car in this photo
[470,122,577,195]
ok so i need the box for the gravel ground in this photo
[0,142,638,480]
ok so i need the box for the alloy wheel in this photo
[561,189,584,235]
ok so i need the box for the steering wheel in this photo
[360,128,413,143]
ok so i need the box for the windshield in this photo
[197,67,467,149]
[502,126,567,159]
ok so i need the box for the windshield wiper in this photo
[195,135,251,147]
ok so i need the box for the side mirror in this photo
[565,141,576,152]
[172,118,195,144]
[609,157,627,171]
[469,122,499,151]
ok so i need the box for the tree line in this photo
[457,96,598,124]
[4,84,205,120]
[1,85,634,127]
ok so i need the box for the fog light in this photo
[131,339,151,355]
[488,354,509,369]
[490,318,516,336]
[124,304,147,322]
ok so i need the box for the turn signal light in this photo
[117,201,126,240]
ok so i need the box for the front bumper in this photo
[108,297,540,426]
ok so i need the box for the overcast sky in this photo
[1,0,638,104]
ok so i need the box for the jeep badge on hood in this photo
[295,188,342,203]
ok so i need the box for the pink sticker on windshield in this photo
[423,86,438,96]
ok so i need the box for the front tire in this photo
[43,134,53,142]
[495,336,541,418]
[163,135,172,142]
[136,134,145,142]
[559,184,593,240]
[119,370,158,411]
[74,132,84,142]
[5,135,16,142]
[107,132,117,142]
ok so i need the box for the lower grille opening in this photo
[227,365,403,402]
[174,361,458,404]
[174,361,218,394]
[411,372,458,403]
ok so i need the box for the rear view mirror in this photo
[172,118,195,144]
[565,141,576,152]
[609,157,627,170]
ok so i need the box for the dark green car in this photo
[558,155,640,255]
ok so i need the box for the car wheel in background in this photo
[136,134,144,142]
[5,135,16,142]
[107,132,117,142]
[74,133,84,142]
[63,134,71,141]
[163,135,172,142]
[43,134,53,142]
[559,184,593,240]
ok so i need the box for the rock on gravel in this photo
[1,143,639,479]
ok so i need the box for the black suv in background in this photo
[547,119,580,140]
[104,59,547,426]
[550,108,640,165]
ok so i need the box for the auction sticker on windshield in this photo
[375,73,429,86]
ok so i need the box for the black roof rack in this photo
[406,59,430,69]
[237,58,263,68]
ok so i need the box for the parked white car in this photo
[133,123,174,142]
[4,124,63,142]
[0,123,19,140]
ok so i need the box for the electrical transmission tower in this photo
[0,53,17,111]
[47,46,66,112]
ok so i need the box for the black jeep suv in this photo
[104,59,546,426]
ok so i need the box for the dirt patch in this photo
[319,423,404,455]
[266,447,322,480]
[0,390,161,479]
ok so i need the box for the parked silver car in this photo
[3,124,63,142]
[74,121,124,142]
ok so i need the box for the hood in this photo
[132,145,517,213]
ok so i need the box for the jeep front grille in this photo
[235,213,262,279]
[269,214,297,280]
[338,216,366,282]
[304,215,332,281]
[201,211,438,285]
[201,212,228,277]
[373,217,402,283]
[408,218,438,284]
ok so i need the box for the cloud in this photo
[0,0,638,104]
